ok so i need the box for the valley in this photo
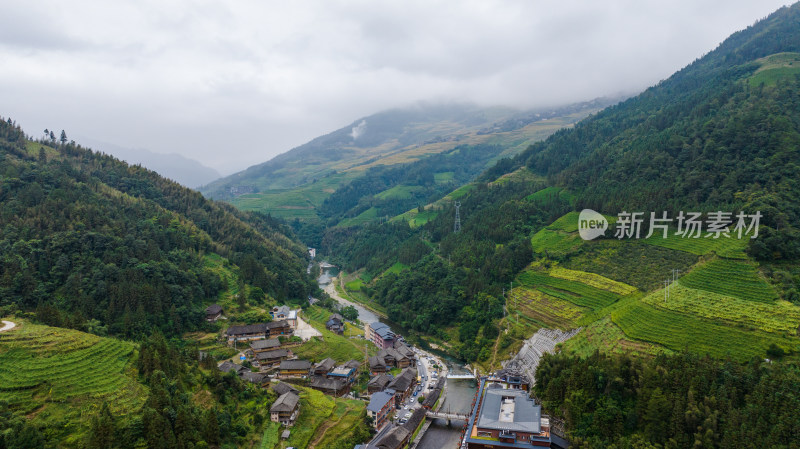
[3,2,800,448]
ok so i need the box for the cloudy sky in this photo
[0,0,790,175]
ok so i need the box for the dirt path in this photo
[307,404,353,449]
[0,320,17,332]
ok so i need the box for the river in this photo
[418,363,478,449]
[317,264,476,448]
[318,265,382,324]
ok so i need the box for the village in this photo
[205,302,452,449]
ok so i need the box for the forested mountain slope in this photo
[322,3,800,363]
[0,118,312,338]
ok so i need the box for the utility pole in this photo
[664,280,669,303]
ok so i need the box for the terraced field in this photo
[561,317,671,358]
[506,286,585,330]
[642,283,800,334]
[0,321,146,442]
[549,267,637,295]
[678,258,778,302]
[611,301,797,360]
[516,269,625,310]
[643,232,748,258]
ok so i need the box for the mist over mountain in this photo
[77,136,222,188]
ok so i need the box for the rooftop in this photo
[226,323,267,335]
[367,389,396,412]
[255,348,290,360]
[250,338,281,350]
[477,388,541,434]
[280,360,311,371]
[270,391,299,412]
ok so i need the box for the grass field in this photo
[0,321,146,443]
[294,306,375,363]
[678,258,778,302]
[530,229,583,257]
[642,283,800,334]
[749,52,800,86]
[611,300,798,360]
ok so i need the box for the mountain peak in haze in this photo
[76,136,221,189]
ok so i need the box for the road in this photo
[393,348,448,425]
[0,320,16,332]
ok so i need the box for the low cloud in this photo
[0,0,789,174]
[350,120,367,140]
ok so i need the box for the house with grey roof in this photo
[270,391,300,426]
[387,367,417,408]
[368,373,394,394]
[366,389,395,429]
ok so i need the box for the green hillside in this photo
[0,118,313,338]
[317,3,800,367]
[200,101,614,229]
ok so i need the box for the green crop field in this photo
[434,171,455,184]
[530,229,583,257]
[0,321,146,442]
[338,207,380,227]
[516,269,623,310]
[611,301,798,360]
[561,317,671,358]
[562,240,699,291]
[445,183,476,200]
[375,185,424,200]
[749,52,800,86]
[506,286,585,330]
[546,211,581,232]
[643,231,748,258]
[524,186,566,203]
[678,258,778,303]
[641,283,800,334]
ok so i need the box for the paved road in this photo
[0,320,17,332]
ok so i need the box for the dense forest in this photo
[535,351,800,448]
[0,117,313,338]
[326,172,572,360]
[494,4,800,261]
[315,3,800,362]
